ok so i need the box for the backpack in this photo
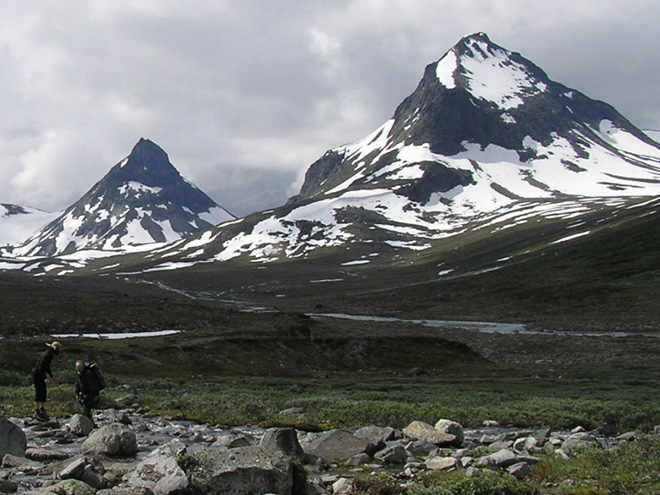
[86,362,107,390]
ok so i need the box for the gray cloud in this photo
[1,0,659,217]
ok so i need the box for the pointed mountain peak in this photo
[112,138,181,187]
[456,31,493,49]
[433,32,550,110]
[11,138,236,259]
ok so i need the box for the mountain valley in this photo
[1,33,660,388]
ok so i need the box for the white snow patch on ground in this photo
[341,260,370,266]
[552,231,591,244]
[52,330,180,339]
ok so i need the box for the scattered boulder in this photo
[563,432,598,451]
[184,445,295,495]
[2,453,42,471]
[425,456,459,471]
[403,421,459,447]
[213,433,251,449]
[41,479,97,495]
[508,461,534,480]
[0,418,26,458]
[374,444,407,465]
[434,419,464,445]
[26,447,71,462]
[61,456,107,490]
[474,448,541,472]
[260,427,309,462]
[60,457,88,480]
[303,430,371,462]
[474,448,520,469]
[127,440,188,495]
[70,414,95,437]
[353,425,398,443]
[81,423,138,457]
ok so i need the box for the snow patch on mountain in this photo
[0,205,61,247]
[459,35,548,109]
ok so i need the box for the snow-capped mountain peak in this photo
[11,138,235,258]
[438,32,548,109]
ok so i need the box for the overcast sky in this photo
[1,1,659,217]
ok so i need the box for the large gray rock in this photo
[373,444,407,465]
[260,428,306,460]
[353,425,398,443]
[127,440,188,495]
[213,434,251,449]
[425,456,459,471]
[70,414,95,437]
[185,445,295,495]
[2,453,42,471]
[0,417,26,458]
[508,461,533,480]
[60,457,88,480]
[474,448,541,470]
[434,419,464,446]
[403,421,458,447]
[474,448,519,468]
[81,423,137,457]
[26,447,71,462]
[61,456,107,490]
[563,432,598,451]
[303,430,371,463]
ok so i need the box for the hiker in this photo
[75,360,101,419]
[31,341,61,421]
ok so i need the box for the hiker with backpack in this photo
[74,360,106,419]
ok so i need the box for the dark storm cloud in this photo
[1,1,658,217]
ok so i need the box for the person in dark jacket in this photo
[75,360,101,419]
[32,341,61,421]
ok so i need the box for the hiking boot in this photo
[39,409,50,421]
[34,410,47,421]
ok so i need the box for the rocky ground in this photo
[0,404,653,495]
